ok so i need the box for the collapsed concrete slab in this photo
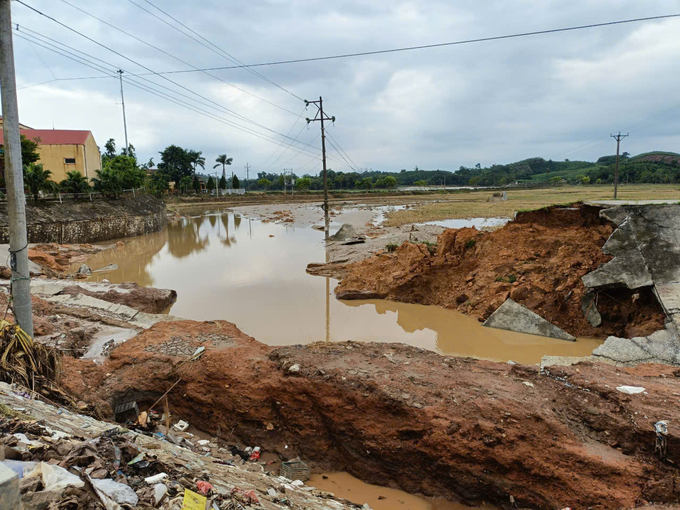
[592,324,680,366]
[483,298,575,341]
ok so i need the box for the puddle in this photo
[308,472,494,510]
[79,212,602,364]
[420,217,509,229]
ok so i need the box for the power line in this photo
[12,31,337,161]
[260,108,307,168]
[10,18,339,162]
[124,13,680,76]
[325,130,360,171]
[130,0,304,101]
[55,0,299,116]
[14,2,304,145]
[262,123,310,172]
[16,75,112,90]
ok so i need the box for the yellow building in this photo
[0,116,101,182]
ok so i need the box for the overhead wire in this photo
[12,30,341,161]
[325,130,360,171]
[123,13,680,76]
[54,0,300,116]
[130,0,304,101]
[14,2,317,155]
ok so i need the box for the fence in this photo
[0,187,147,204]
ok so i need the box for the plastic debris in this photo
[92,478,139,507]
[145,472,168,484]
[24,462,84,491]
[231,487,260,505]
[173,419,190,432]
[250,446,261,461]
[617,386,645,395]
[196,480,213,495]
[655,420,669,460]
[154,483,168,506]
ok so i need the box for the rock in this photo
[617,386,645,395]
[330,224,356,241]
[312,225,325,231]
[483,299,575,341]
[581,292,602,327]
[93,263,118,273]
[288,364,300,374]
[0,267,11,279]
[77,264,92,276]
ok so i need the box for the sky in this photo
[4,0,680,178]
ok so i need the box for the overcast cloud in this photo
[5,0,680,177]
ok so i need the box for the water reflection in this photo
[81,212,602,364]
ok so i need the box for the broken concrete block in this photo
[581,292,602,327]
[581,250,653,290]
[0,463,22,510]
[592,325,680,366]
[483,299,575,341]
[330,224,356,241]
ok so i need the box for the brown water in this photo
[308,473,493,510]
[81,211,602,364]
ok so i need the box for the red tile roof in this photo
[0,128,91,145]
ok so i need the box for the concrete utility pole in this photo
[610,132,629,199]
[244,162,250,191]
[117,69,129,152]
[305,97,335,240]
[0,0,34,337]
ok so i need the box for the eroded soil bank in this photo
[333,204,665,339]
[63,319,680,509]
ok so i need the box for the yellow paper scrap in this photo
[181,488,207,510]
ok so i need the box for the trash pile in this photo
[0,319,74,406]
[0,381,357,510]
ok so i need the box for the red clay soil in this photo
[57,282,177,314]
[63,319,680,509]
[335,204,665,339]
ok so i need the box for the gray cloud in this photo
[6,0,680,178]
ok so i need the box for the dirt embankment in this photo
[62,319,680,509]
[334,204,665,339]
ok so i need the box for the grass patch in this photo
[385,242,399,252]
[0,403,31,420]
[465,239,476,249]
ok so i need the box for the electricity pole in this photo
[117,69,129,151]
[610,132,629,199]
[305,97,335,240]
[0,0,34,337]
[244,162,250,191]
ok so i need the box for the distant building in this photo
[0,116,101,183]
[0,115,32,130]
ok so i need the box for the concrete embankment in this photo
[0,194,166,243]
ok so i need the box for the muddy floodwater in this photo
[82,211,602,364]
[308,473,493,510]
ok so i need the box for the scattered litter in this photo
[617,386,645,395]
[144,472,168,484]
[91,478,139,506]
[24,462,84,491]
[288,364,301,374]
[522,381,534,388]
[231,487,260,505]
[196,480,213,495]
[190,346,206,361]
[655,420,669,460]
[181,488,207,510]
[153,483,168,506]
[173,419,189,432]
[250,446,261,461]
[280,459,310,482]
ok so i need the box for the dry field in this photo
[384,184,680,226]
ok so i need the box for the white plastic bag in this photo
[24,462,84,491]
[92,478,139,506]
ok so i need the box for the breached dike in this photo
[483,298,575,341]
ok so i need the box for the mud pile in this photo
[62,319,680,509]
[334,204,665,339]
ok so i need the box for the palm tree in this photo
[60,170,90,194]
[23,163,57,203]
[188,150,205,176]
[213,154,233,180]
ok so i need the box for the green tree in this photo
[207,176,216,191]
[213,154,233,179]
[188,150,206,175]
[414,180,428,186]
[550,176,562,186]
[102,155,145,189]
[179,176,193,194]
[375,176,397,188]
[355,177,373,190]
[104,138,116,158]
[232,174,240,189]
[258,178,271,190]
[158,145,193,184]
[192,175,200,193]
[23,163,57,202]
[92,166,123,197]
[149,172,169,198]
[219,175,228,190]
[296,177,311,190]
[60,170,90,194]
[20,135,41,166]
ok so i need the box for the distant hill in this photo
[631,151,680,164]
